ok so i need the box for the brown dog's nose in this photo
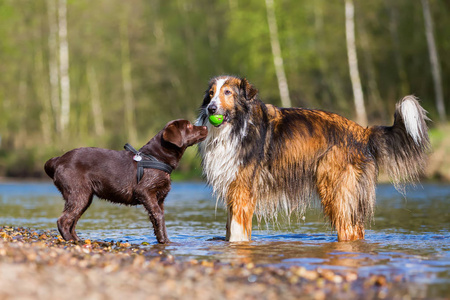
[208,103,217,114]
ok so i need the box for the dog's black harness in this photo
[124,143,173,183]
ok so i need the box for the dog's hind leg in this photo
[316,148,376,241]
[57,191,93,241]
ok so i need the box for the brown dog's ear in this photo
[162,123,184,148]
[240,78,258,101]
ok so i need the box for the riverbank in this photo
[0,226,423,300]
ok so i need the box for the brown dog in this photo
[44,119,208,244]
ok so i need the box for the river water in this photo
[0,181,449,297]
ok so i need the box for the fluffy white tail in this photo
[369,95,430,186]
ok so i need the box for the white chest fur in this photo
[197,122,241,202]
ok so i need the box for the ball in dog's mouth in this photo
[209,115,224,127]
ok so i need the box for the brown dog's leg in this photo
[137,190,169,244]
[157,201,169,243]
[316,148,376,241]
[225,179,255,242]
[57,192,93,241]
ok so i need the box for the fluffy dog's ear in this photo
[162,123,184,148]
[201,88,211,107]
[240,78,258,101]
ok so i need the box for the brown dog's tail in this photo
[44,157,60,179]
[369,95,430,188]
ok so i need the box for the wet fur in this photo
[197,76,430,242]
[45,120,208,244]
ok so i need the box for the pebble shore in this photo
[0,226,413,299]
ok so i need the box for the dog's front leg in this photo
[157,199,169,243]
[225,182,255,242]
[137,190,169,244]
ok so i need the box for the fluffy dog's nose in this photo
[208,103,217,114]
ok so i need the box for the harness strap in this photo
[137,161,173,181]
[124,143,158,161]
[124,143,173,183]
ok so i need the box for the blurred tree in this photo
[47,0,61,134]
[345,0,367,126]
[421,0,446,122]
[265,0,291,107]
[58,0,70,134]
[0,0,449,177]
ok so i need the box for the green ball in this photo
[209,115,224,127]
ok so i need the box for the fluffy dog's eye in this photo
[224,90,232,96]
[209,90,214,98]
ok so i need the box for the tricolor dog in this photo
[196,76,430,242]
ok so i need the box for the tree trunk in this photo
[46,0,60,134]
[265,0,291,107]
[345,0,367,126]
[120,11,137,145]
[421,0,446,122]
[87,65,105,137]
[58,0,71,133]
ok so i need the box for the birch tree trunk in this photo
[58,0,71,133]
[345,0,367,126]
[421,0,446,122]
[120,11,138,145]
[46,0,61,134]
[265,0,291,107]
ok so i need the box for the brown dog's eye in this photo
[224,90,232,96]
[209,90,214,98]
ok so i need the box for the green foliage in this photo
[0,0,449,178]
[429,125,445,147]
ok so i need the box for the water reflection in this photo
[202,239,380,269]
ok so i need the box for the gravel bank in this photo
[0,226,413,299]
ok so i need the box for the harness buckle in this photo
[124,143,173,183]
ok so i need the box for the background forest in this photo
[0,0,449,179]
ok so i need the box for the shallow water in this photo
[1,181,449,296]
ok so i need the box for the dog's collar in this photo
[124,143,173,182]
